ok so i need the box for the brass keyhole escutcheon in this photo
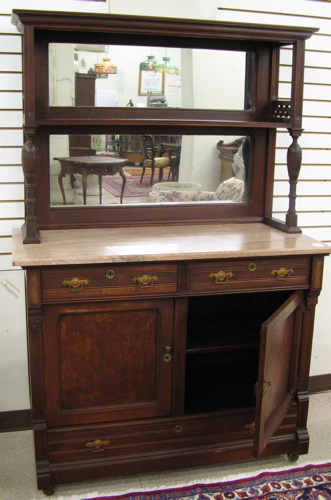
[175,425,183,433]
[163,346,172,362]
[248,263,256,272]
[263,379,272,397]
[105,269,115,279]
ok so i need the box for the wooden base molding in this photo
[308,374,331,394]
[0,410,32,432]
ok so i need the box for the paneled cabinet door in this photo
[254,291,303,457]
[43,298,174,426]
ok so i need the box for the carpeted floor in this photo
[1,392,330,500]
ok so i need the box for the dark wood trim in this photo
[0,410,32,433]
[308,373,331,394]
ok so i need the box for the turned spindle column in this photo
[22,128,40,243]
[285,128,304,232]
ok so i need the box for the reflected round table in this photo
[54,156,130,205]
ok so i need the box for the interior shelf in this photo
[184,290,293,414]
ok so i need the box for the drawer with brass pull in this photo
[41,263,177,302]
[47,411,255,462]
[47,403,296,463]
[190,257,311,293]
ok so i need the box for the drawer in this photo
[190,257,311,293]
[47,412,255,463]
[47,404,297,463]
[41,263,177,302]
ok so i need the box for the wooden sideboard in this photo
[12,224,330,495]
[11,9,329,496]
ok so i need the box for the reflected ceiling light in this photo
[93,57,117,77]
[155,56,179,75]
[139,55,157,71]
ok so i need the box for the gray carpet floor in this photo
[1,392,330,500]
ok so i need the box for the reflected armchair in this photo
[139,135,175,185]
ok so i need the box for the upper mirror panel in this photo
[49,44,250,110]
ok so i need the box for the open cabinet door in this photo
[253,291,303,457]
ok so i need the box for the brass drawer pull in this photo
[271,267,294,280]
[133,274,158,288]
[62,277,89,292]
[85,439,110,452]
[244,422,255,434]
[209,270,233,284]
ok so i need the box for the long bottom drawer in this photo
[47,407,297,463]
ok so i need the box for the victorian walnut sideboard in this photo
[11,10,330,495]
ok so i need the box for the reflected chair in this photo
[139,135,174,185]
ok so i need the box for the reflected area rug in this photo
[103,173,153,198]
[102,168,172,198]
[88,463,331,500]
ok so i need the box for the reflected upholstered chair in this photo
[139,135,175,185]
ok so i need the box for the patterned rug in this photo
[103,174,153,198]
[88,463,331,500]
[102,168,171,198]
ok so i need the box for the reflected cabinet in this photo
[11,9,330,496]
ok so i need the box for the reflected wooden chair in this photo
[139,135,174,185]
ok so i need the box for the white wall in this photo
[0,0,330,412]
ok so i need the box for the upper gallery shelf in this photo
[12,10,318,129]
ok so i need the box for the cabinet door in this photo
[254,291,303,457]
[44,299,174,426]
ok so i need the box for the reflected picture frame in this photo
[138,69,165,96]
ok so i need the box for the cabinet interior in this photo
[184,290,292,414]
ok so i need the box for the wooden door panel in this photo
[44,299,174,426]
[254,291,303,457]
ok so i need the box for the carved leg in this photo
[150,166,155,185]
[119,168,127,204]
[98,175,103,205]
[58,168,67,205]
[82,173,88,205]
[140,166,146,183]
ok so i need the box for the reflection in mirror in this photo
[49,44,250,110]
[50,134,250,207]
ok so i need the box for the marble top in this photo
[12,223,330,267]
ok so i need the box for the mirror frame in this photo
[12,10,318,240]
